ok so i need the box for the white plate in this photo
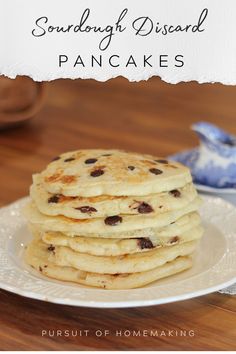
[0,197,235,308]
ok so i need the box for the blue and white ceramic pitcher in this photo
[191,122,236,188]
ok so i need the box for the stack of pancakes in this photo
[24,149,203,289]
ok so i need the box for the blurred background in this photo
[1,76,236,206]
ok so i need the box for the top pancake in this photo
[40,149,192,197]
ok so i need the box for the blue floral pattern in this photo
[170,122,236,189]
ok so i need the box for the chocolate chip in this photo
[75,206,97,214]
[48,195,60,203]
[169,236,179,244]
[149,168,163,175]
[137,202,153,214]
[169,189,181,197]
[128,166,135,171]
[155,159,168,164]
[104,215,122,226]
[137,238,154,250]
[64,157,75,162]
[85,158,97,164]
[39,266,42,272]
[52,156,60,161]
[90,169,104,177]
[47,245,55,252]
[44,265,48,268]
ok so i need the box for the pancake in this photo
[29,211,201,240]
[41,225,203,256]
[24,197,201,235]
[40,149,192,197]
[31,174,197,219]
[25,239,193,289]
[45,240,197,274]
[24,148,203,290]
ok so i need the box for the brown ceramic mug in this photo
[0,76,46,129]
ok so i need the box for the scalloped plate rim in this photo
[0,273,236,309]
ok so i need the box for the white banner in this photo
[1,0,236,83]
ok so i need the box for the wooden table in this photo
[0,77,235,350]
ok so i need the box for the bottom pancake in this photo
[25,240,192,289]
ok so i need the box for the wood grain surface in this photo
[0,77,236,350]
